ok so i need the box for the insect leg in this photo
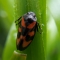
[15,16,22,25]
[36,22,42,34]
[15,16,22,23]
[16,20,21,25]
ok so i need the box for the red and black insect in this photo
[15,12,41,51]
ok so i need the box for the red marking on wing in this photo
[17,35,24,45]
[28,31,34,36]
[22,39,32,48]
[17,35,32,48]
[27,22,36,29]
[21,17,26,27]
[17,38,20,45]
[18,28,22,32]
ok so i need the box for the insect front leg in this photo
[15,16,22,25]
[15,16,22,22]
[16,20,21,26]
[36,22,42,34]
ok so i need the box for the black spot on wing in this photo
[26,35,34,41]
[17,39,23,51]
[17,22,21,38]
[17,32,21,38]
[21,26,29,36]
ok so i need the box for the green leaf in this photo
[3,0,46,60]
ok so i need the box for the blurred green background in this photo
[0,0,60,60]
[0,0,14,60]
